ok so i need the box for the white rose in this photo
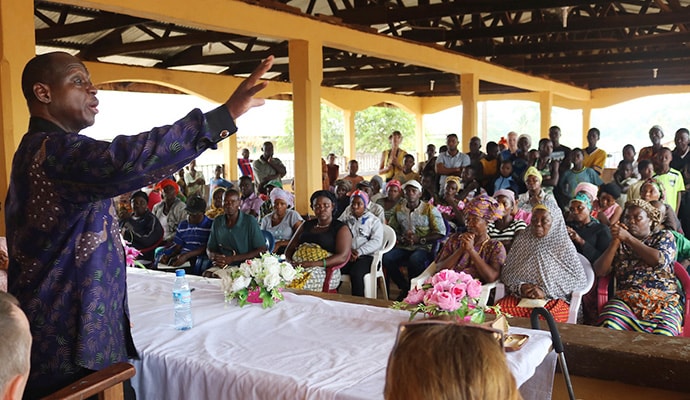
[239,263,252,278]
[231,275,252,292]
[263,271,282,291]
[280,264,296,282]
[264,262,281,278]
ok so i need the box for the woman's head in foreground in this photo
[384,320,521,400]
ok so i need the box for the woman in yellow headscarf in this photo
[516,166,559,224]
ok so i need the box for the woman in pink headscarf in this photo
[376,179,403,223]
[432,195,506,283]
[259,188,303,254]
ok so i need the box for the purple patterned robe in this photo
[6,107,235,393]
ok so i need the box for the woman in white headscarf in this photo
[497,203,587,322]
[260,188,303,254]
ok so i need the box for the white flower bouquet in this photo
[215,253,304,308]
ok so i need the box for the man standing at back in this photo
[253,141,287,194]
[0,292,31,400]
[654,147,685,213]
[238,148,255,181]
[6,51,273,398]
[436,133,470,190]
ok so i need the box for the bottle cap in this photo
[175,269,185,277]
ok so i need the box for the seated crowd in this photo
[110,124,690,338]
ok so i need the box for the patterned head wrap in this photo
[640,178,665,201]
[463,195,504,223]
[350,190,369,207]
[444,176,462,190]
[574,182,598,203]
[270,188,293,208]
[386,179,402,191]
[570,192,593,211]
[523,166,542,184]
[625,199,662,226]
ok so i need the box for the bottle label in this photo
[173,291,191,304]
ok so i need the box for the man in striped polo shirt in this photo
[157,196,213,275]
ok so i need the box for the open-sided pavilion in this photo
[3,2,690,397]
[6,0,690,218]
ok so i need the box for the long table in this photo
[127,268,556,400]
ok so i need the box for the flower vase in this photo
[246,288,263,304]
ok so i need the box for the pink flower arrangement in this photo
[393,269,488,322]
[121,237,145,268]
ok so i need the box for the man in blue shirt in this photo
[158,196,213,275]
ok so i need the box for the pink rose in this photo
[432,269,461,286]
[457,271,474,285]
[450,283,466,299]
[404,288,425,304]
[466,279,482,299]
[428,291,460,312]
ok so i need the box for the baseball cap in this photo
[402,180,422,191]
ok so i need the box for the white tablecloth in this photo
[127,268,555,400]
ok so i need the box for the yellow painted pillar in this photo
[289,39,322,215]
[460,74,478,152]
[0,0,34,235]
[539,91,553,139]
[227,136,238,180]
[582,106,591,148]
[343,109,355,163]
[415,113,424,165]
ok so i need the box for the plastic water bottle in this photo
[173,269,193,330]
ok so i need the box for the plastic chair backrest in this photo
[567,254,595,324]
[261,230,275,253]
[673,262,690,337]
[380,225,397,255]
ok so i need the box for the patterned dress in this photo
[598,230,682,336]
[434,234,506,283]
[7,108,235,394]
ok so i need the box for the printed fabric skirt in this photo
[597,298,682,336]
[493,295,570,323]
[289,266,341,292]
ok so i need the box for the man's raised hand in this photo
[226,55,274,119]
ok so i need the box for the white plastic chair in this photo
[568,254,595,324]
[492,253,594,324]
[341,224,396,299]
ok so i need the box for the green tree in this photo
[277,103,344,155]
[279,103,416,155]
[354,106,416,153]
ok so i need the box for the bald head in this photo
[0,292,31,400]
[21,51,99,132]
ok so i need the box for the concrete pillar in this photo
[582,106,591,148]
[289,39,322,215]
[343,109,355,163]
[539,91,553,139]
[460,74,478,152]
[415,113,424,166]
[227,136,238,180]
[0,0,34,234]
